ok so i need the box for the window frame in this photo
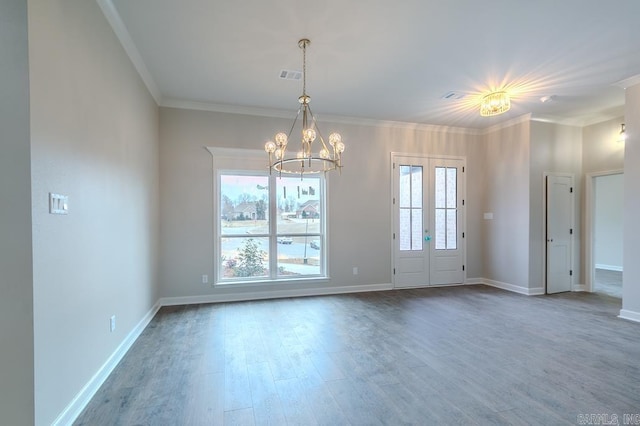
[210,148,329,286]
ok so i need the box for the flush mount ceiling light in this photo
[264,39,344,176]
[480,91,511,117]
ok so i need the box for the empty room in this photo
[2,0,640,425]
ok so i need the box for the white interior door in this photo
[546,174,574,294]
[393,156,464,288]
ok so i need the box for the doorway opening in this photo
[585,171,623,298]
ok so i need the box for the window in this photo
[217,171,326,284]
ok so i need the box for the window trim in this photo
[209,148,329,286]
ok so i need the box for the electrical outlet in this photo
[202,274,209,284]
[353,267,358,275]
[110,315,116,332]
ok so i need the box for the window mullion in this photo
[269,174,277,279]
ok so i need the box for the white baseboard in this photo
[159,283,394,306]
[464,277,484,285]
[619,309,640,323]
[53,301,161,426]
[482,278,545,296]
[572,284,588,292]
[595,264,623,272]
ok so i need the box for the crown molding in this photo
[614,73,640,89]
[161,98,480,135]
[479,113,532,135]
[96,0,161,104]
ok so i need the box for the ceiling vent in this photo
[441,91,466,100]
[279,69,302,80]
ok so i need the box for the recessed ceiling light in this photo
[540,95,556,103]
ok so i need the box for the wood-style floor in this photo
[74,285,640,425]
[594,268,623,299]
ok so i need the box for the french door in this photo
[392,155,465,288]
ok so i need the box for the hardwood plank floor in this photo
[74,285,640,425]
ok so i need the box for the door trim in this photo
[390,152,466,288]
[542,172,575,294]
[584,169,623,293]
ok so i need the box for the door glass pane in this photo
[399,164,424,251]
[399,166,411,207]
[434,166,458,251]
[220,237,270,278]
[446,209,457,249]
[399,209,411,251]
[411,166,422,208]
[220,175,269,235]
[435,209,446,250]
[435,167,445,208]
[411,209,423,251]
[446,168,457,208]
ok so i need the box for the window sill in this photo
[215,276,330,288]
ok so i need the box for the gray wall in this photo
[594,174,623,270]
[623,82,640,317]
[529,121,583,289]
[28,0,160,423]
[581,116,625,281]
[158,107,483,299]
[582,117,626,174]
[0,0,34,424]
[480,119,531,290]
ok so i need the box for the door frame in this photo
[584,169,623,293]
[390,152,467,288]
[542,172,575,294]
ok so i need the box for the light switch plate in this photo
[49,193,69,215]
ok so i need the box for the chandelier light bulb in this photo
[275,148,283,160]
[336,141,345,154]
[329,133,341,146]
[264,141,276,153]
[275,132,288,146]
[303,128,316,142]
[319,148,330,159]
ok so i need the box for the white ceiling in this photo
[103,0,640,129]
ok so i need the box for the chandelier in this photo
[264,39,345,175]
[480,91,511,116]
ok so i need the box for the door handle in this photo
[425,236,431,242]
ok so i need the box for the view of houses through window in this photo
[218,173,324,283]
